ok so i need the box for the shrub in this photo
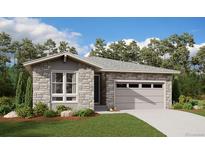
[16,105,33,118]
[43,110,57,118]
[33,102,49,116]
[190,100,198,106]
[15,71,29,105]
[56,105,71,115]
[0,97,14,106]
[74,108,95,117]
[182,103,193,110]
[198,100,205,109]
[178,95,192,104]
[15,72,24,105]
[172,77,180,102]
[0,105,13,115]
[178,95,186,104]
[24,77,32,108]
[173,103,183,109]
[0,97,15,115]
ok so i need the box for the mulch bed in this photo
[0,113,99,122]
[0,116,82,122]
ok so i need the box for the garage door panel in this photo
[116,102,164,110]
[116,89,164,96]
[115,81,165,110]
[115,96,164,103]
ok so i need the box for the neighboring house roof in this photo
[83,56,180,74]
[23,52,180,74]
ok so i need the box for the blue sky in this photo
[41,17,205,44]
[0,17,205,56]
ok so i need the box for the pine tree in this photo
[24,76,32,108]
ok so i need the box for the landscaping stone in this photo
[60,110,73,117]
[193,105,203,110]
[4,111,18,118]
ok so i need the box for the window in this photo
[116,83,127,88]
[142,84,151,88]
[51,72,77,103]
[52,73,63,93]
[129,83,139,88]
[52,97,63,101]
[66,73,76,93]
[153,84,163,88]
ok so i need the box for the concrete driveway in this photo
[121,109,205,137]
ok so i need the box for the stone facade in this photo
[32,57,94,110]
[31,56,173,110]
[103,72,172,109]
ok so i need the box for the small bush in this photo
[74,108,95,117]
[16,105,33,118]
[198,100,205,109]
[178,95,192,104]
[0,97,15,115]
[182,103,193,110]
[178,95,186,104]
[33,102,49,116]
[173,103,183,109]
[190,100,198,106]
[56,105,71,115]
[43,110,57,118]
[0,105,13,115]
[0,97,14,106]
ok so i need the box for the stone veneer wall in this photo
[104,73,172,109]
[32,60,94,110]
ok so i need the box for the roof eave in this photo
[23,53,102,69]
[99,69,180,74]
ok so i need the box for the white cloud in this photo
[0,17,86,54]
[85,37,205,57]
[84,38,159,57]
[188,43,205,57]
[123,38,160,48]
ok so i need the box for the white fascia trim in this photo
[100,69,180,74]
[23,52,102,69]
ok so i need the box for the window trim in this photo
[128,83,139,88]
[116,83,127,88]
[51,70,78,104]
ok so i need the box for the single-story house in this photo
[23,52,180,111]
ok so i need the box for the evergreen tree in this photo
[15,72,24,105]
[172,77,180,103]
[24,76,32,108]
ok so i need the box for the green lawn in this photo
[185,109,205,117]
[0,113,165,137]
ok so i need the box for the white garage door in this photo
[115,81,165,110]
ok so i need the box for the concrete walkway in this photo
[120,109,205,137]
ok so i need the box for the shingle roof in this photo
[23,52,179,74]
[84,56,180,74]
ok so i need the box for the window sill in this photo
[51,101,78,104]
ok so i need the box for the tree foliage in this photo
[90,33,195,73]
[172,77,181,102]
[192,46,205,73]
[15,72,24,105]
[24,77,32,108]
[58,41,78,54]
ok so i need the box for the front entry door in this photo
[94,75,100,104]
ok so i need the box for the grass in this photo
[0,113,165,137]
[185,109,205,117]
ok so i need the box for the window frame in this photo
[116,83,127,88]
[51,70,78,104]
